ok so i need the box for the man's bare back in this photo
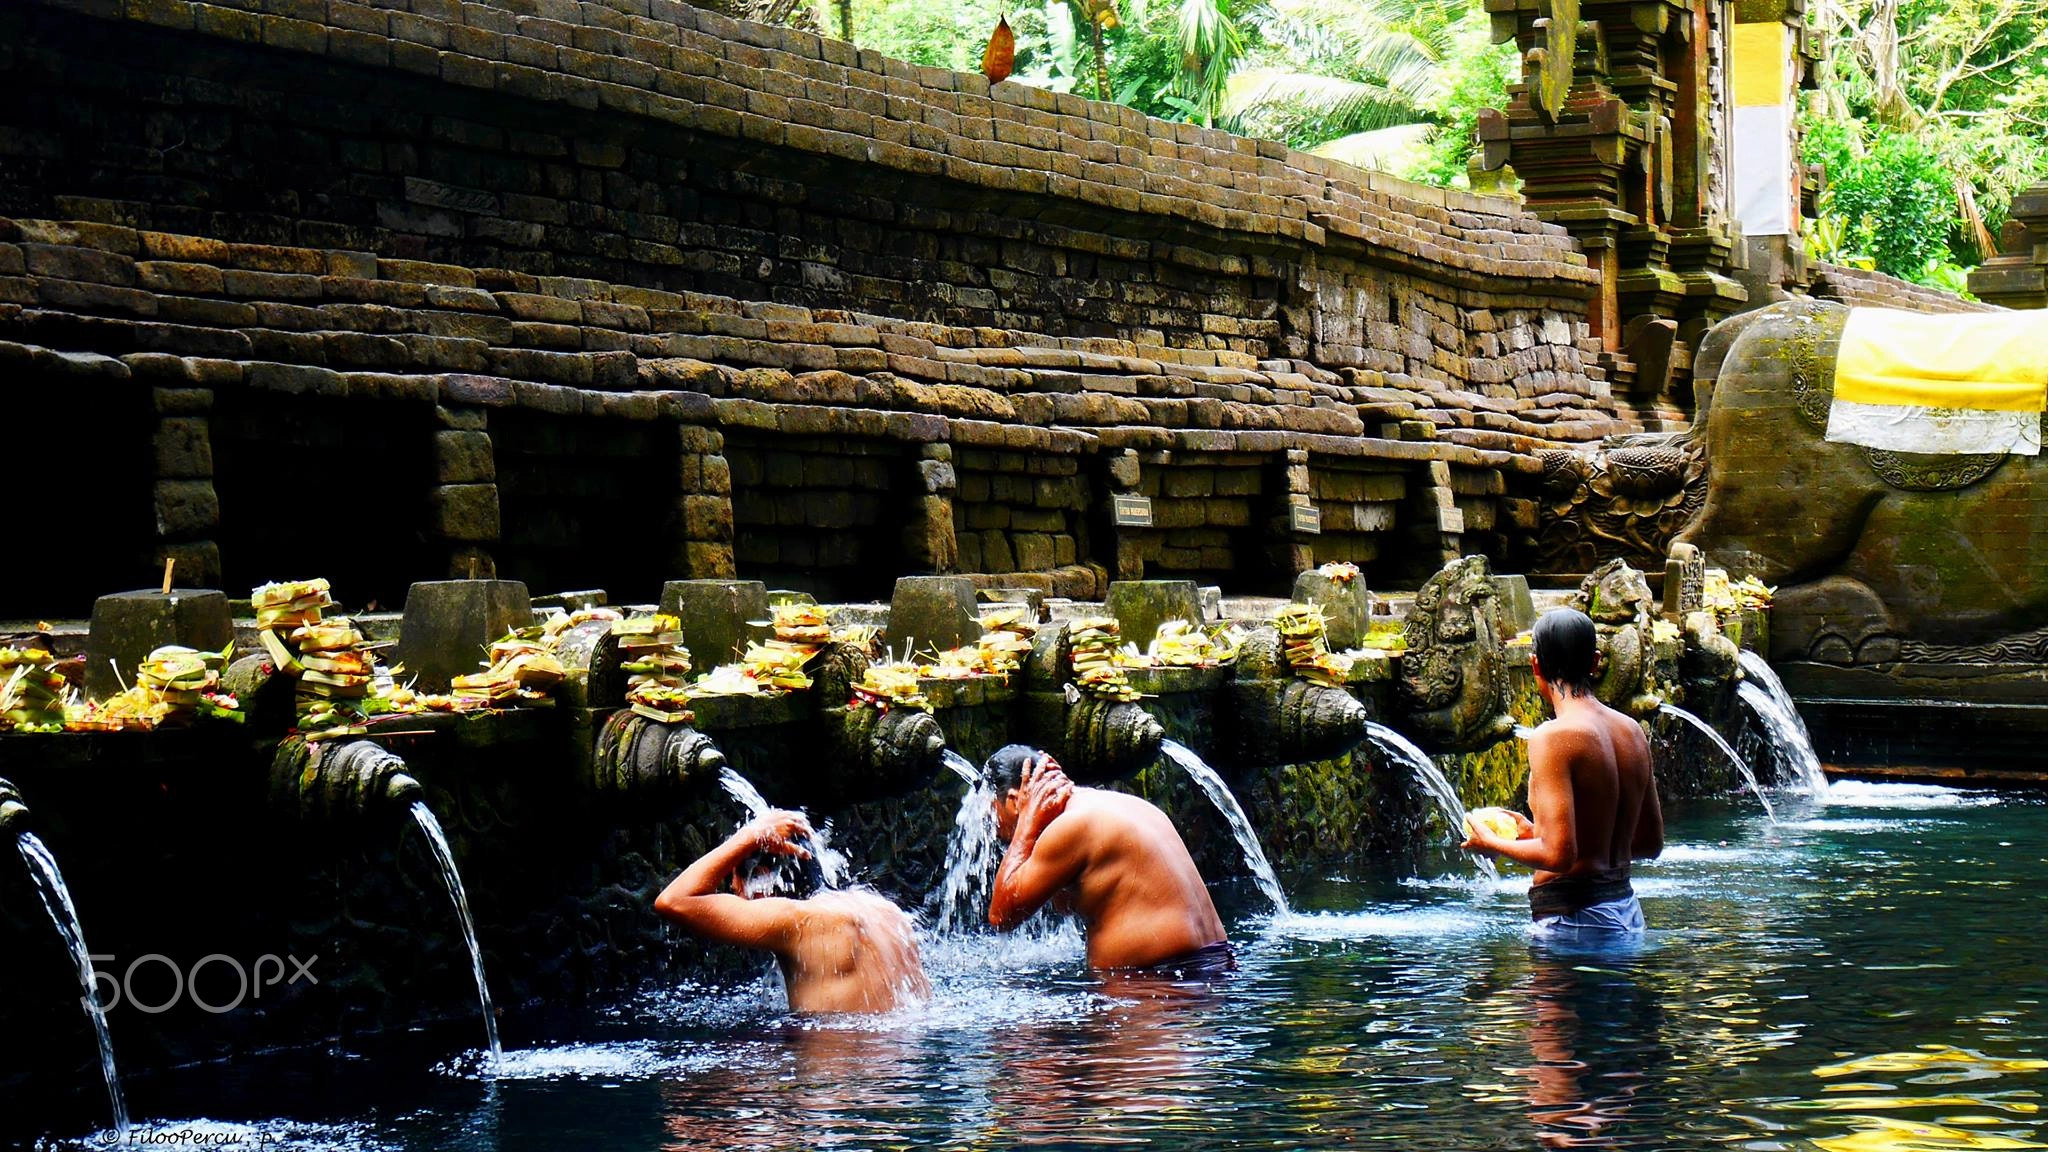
[986,748,1226,970]
[655,812,931,1014]
[766,889,930,1014]
[1464,609,1662,928]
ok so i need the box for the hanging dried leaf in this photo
[982,15,1015,84]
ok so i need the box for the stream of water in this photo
[1160,739,1289,916]
[408,802,501,1069]
[1658,702,1776,822]
[933,752,1000,934]
[1365,721,1498,883]
[17,830,127,1138]
[1736,650,1830,796]
[77,784,2046,1151]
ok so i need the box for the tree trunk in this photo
[1091,18,1110,101]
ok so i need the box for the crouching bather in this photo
[983,744,1231,975]
[655,810,931,1013]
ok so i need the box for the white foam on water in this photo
[1270,906,1505,941]
[1401,872,1530,897]
[920,919,1088,976]
[1651,842,1767,864]
[1818,781,2000,809]
[1779,817,1926,834]
[468,1041,768,1081]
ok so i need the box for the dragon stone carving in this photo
[1396,556,1515,752]
[1533,434,1707,574]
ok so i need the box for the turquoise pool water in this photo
[71,782,2048,1150]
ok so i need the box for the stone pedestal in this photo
[660,579,769,668]
[1105,580,1203,650]
[884,576,980,656]
[1291,570,1373,650]
[395,580,533,693]
[86,589,234,700]
[1490,574,1537,638]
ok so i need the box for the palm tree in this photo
[1221,0,1463,147]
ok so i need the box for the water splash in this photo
[408,802,500,1069]
[942,749,979,786]
[1364,721,1498,883]
[718,767,848,887]
[933,762,1001,934]
[1658,703,1776,823]
[17,831,127,1136]
[1159,740,1289,916]
[1734,653,1827,798]
[718,766,772,819]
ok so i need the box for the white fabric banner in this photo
[1732,104,1791,237]
[1825,399,2044,456]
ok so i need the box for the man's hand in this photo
[746,810,815,858]
[1461,810,1532,856]
[1017,756,1073,842]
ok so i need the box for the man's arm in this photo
[1465,727,1580,872]
[653,812,808,951]
[1631,764,1664,860]
[988,766,1083,931]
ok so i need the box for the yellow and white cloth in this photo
[1824,307,2048,456]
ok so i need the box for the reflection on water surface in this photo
[62,789,2048,1152]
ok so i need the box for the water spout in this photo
[1658,703,1775,823]
[716,767,849,888]
[1735,651,1827,797]
[17,828,128,1136]
[1159,740,1288,916]
[933,759,1001,934]
[407,801,500,1069]
[1364,721,1497,883]
[717,766,771,820]
[942,749,979,787]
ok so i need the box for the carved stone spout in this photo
[1018,621,1166,781]
[592,711,729,794]
[273,738,424,820]
[1227,677,1372,766]
[1396,556,1515,752]
[1054,696,1165,781]
[1567,559,1664,718]
[819,703,947,795]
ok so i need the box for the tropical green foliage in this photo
[1803,0,2048,280]
[761,0,2048,277]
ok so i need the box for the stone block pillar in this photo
[431,403,499,579]
[396,579,533,693]
[86,589,234,700]
[131,355,224,589]
[1401,460,1464,580]
[903,443,958,573]
[1268,448,1315,575]
[675,421,736,578]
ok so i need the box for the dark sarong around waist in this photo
[1119,939,1238,981]
[1529,876,1634,922]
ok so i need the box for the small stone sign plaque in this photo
[1112,494,1154,527]
[1289,505,1322,534]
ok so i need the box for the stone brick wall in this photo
[0,0,1652,612]
[1808,263,2001,313]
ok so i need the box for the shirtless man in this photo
[654,810,931,1013]
[1463,608,1664,937]
[984,744,1231,975]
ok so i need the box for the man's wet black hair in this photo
[736,837,827,900]
[984,744,1041,794]
[1531,608,1598,697]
